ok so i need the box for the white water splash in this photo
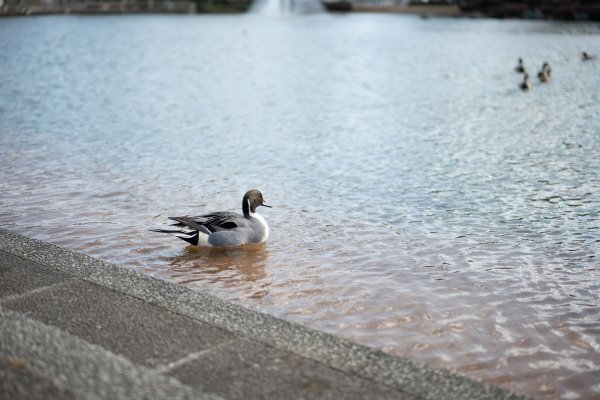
[250,0,324,16]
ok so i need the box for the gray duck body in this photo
[152,189,271,247]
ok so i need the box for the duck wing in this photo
[169,212,248,233]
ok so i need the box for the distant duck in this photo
[538,62,552,82]
[515,58,526,73]
[582,51,597,61]
[520,73,531,91]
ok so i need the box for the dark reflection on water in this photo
[1,14,599,400]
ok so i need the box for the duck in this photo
[515,58,526,73]
[582,51,597,61]
[538,62,551,82]
[152,189,271,247]
[520,73,531,91]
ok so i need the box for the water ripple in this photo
[1,14,599,400]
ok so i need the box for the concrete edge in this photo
[0,229,530,400]
[0,307,221,400]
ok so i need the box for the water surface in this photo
[1,14,599,399]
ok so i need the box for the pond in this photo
[1,13,599,399]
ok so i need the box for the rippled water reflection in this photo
[1,14,599,399]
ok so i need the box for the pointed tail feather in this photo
[151,228,207,246]
[177,232,199,246]
[150,228,194,235]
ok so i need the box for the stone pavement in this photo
[0,229,528,400]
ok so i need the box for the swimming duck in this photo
[582,52,597,61]
[515,58,526,73]
[152,189,271,247]
[520,73,531,91]
[538,62,551,82]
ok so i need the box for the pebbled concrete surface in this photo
[0,356,80,400]
[0,229,530,400]
[0,251,72,298]
[3,279,235,368]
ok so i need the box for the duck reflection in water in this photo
[166,242,270,298]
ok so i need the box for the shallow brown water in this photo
[1,14,599,399]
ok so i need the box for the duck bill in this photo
[262,203,272,208]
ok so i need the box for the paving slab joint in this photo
[154,339,240,374]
